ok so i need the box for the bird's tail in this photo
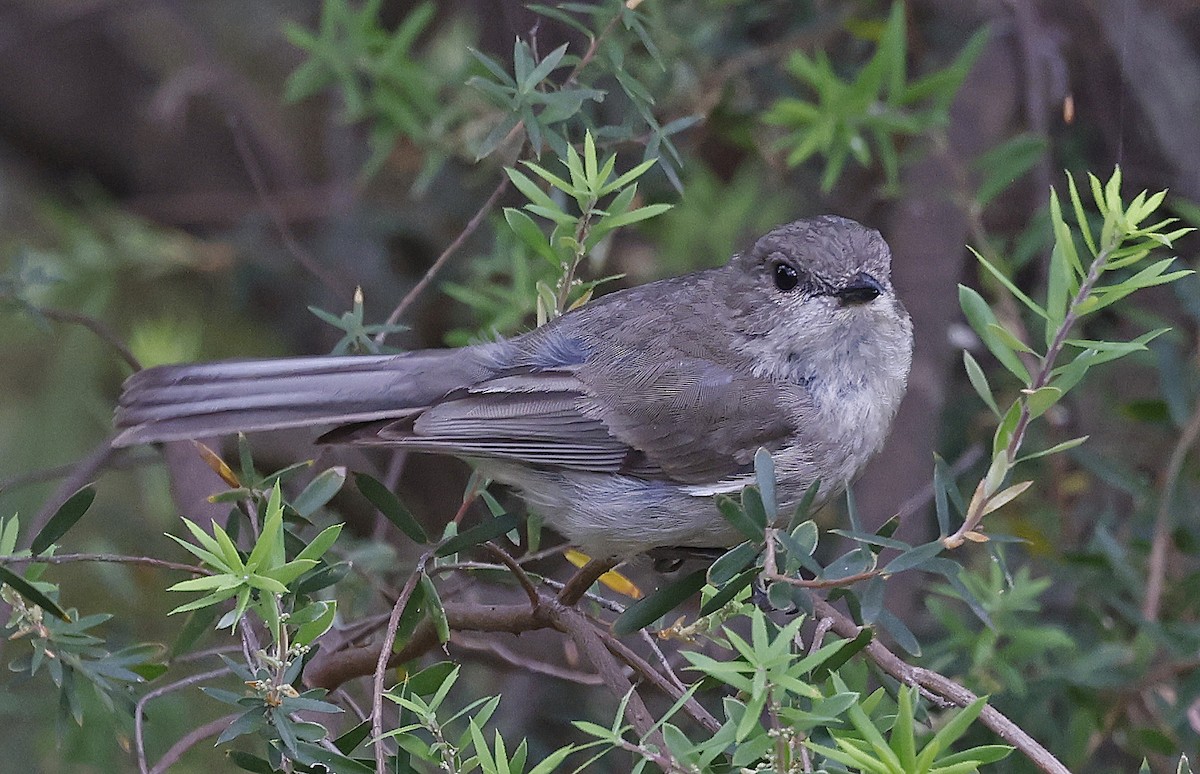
[113,350,495,447]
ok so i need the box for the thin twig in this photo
[372,563,427,774]
[34,306,142,372]
[25,438,117,548]
[555,605,672,763]
[812,597,1071,774]
[638,628,687,693]
[2,552,208,576]
[948,234,1117,549]
[484,543,540,607]
[600,628,722,735]
[148,713,240,774]
[452,633,604,685]
[374,177,510,344]
[763,529,880,589]
[228,115,346,297]
[0,449,159,493]
[557,558,617,605]
[137,667,229,774]
[1143,396,1200,620]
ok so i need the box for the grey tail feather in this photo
[113,350,496,447]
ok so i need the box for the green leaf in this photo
[883,541,943,575]
[982,480,1033,515]
[418,574,449,643]
[262,559,319,586]
[593,203,672,231]
[993,401,1022,457]
[1015,435,1089,464]
[699,568,757,615]
[877,609,921,655]
[295,523,343,563]
[355,473,428,543]
[962,351,1000,416]
[30,485,95,556]
[434,512,519,557]
[167,574,241,593]
[708,542,759,586]
[506,166,563,212]
[986,323,1035,354]
[891,687,917,771]
[1023,385,1063,418]
[0,564,68,620]
[245,483,285,572]
[716,495,765,542]
[167,586,239,616]
[969,248,1048,320]
[292,467,347,517]
[753,448,778,522]
[959,285,1031,383]
[521,43,567,92]
[503,208,558,264]
[208,520,246,574]
[925,697,988,757]
[612,569,706,635]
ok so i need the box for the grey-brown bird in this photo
[115,216,913,557]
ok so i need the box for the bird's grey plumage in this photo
[114,216,913,557]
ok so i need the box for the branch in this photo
[557,558,617,605]
[373,565,426,774]
[148,713,240,774]
[137,667,229,774]
[25,438,117,547]
[34,306,142,372]
[1143,393,1200,620]
[555,605,674,766]
[3,552,208,576]
[228,115,348,298]
[374,177,510,345]
[811,597,1071,774]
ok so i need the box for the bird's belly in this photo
[477,463,746,558]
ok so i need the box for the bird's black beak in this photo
[835,272,884,306]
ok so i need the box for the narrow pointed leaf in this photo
[355,473,427,543]
[30,485,95,556]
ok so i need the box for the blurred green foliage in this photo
[1,1,1199,772]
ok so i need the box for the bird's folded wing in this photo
[338,357,798,485]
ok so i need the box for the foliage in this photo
[3,1,1200,773]
[764,2,986,192]
[504,131,670,322]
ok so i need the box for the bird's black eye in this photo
[773,262,799,292]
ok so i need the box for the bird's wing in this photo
[332,354,798,485]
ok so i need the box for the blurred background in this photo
[1,0,1200,771]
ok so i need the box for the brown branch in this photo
[811,597,1071,774]
[34,306,142,372]
[305,602,544,691]
[0,449,159,493]
[375,177,510,345]
[452,633,604,686]
[484,543,540,607]
[600,629,722,734]
[26,438,117,547]
[1143,395,1200,620]
[3,552,208,576]
[555,605,673,765]
[228,116,347,298]
[148,713,240,774]
[557,558,618,605]
[137,667,229,774]
[372,566,426,774]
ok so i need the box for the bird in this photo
[114,216,913,558]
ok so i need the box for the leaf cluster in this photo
[764,2,986,191]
